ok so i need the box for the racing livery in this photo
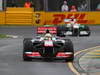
[37,25,57,34]
[23,31,74,61]
[37,24,90,37]
[57,18,91,37]
[57,24,91,37]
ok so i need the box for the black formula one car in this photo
[23,31,74,62]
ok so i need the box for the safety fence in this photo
[0,12,5,24]
[6,8,33,25]
[45,12,100,25]
[0,7,100,26]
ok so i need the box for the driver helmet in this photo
[45,33,52,38]
[44,33,52,40]
[70,16,75,19]
[70,16,77,22]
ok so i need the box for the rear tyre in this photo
[64,39,74,62]
[72,28,79,36]
[79,26,91,36]
[23,38,33,61]
[85,26,91,36]
[57,26,66,37]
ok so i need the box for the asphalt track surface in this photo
[0,26,100,75]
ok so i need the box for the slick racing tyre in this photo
[57,26,66,37]
[23,38,33,61]
[85,26,91,36]
[79,26,91,36]
[64,39,74,62]
[72,28,79,36]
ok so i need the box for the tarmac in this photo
[79,46,100,75]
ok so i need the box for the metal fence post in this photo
[44,0,48,11]
[87,0,91,11]
[3,0,6,11]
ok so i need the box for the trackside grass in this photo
[0,34,9,38]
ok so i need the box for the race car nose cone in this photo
[42,47,54,57]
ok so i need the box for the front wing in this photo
[65,30,90,36]
[24,51,73,59]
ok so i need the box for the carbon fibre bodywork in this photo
[57,24,91,37]
[23,36,74,61]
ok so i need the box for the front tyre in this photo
[57,26,66,37]
[64,39,74,62]
[23,38,33,61]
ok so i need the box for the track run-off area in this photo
[0,26,100,75]
[68,46,100,75]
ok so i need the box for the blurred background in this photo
[0,0,99,11]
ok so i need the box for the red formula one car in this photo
[37,25,57,34]
[23,30,74,61]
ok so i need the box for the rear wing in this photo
[37,27,57,34]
